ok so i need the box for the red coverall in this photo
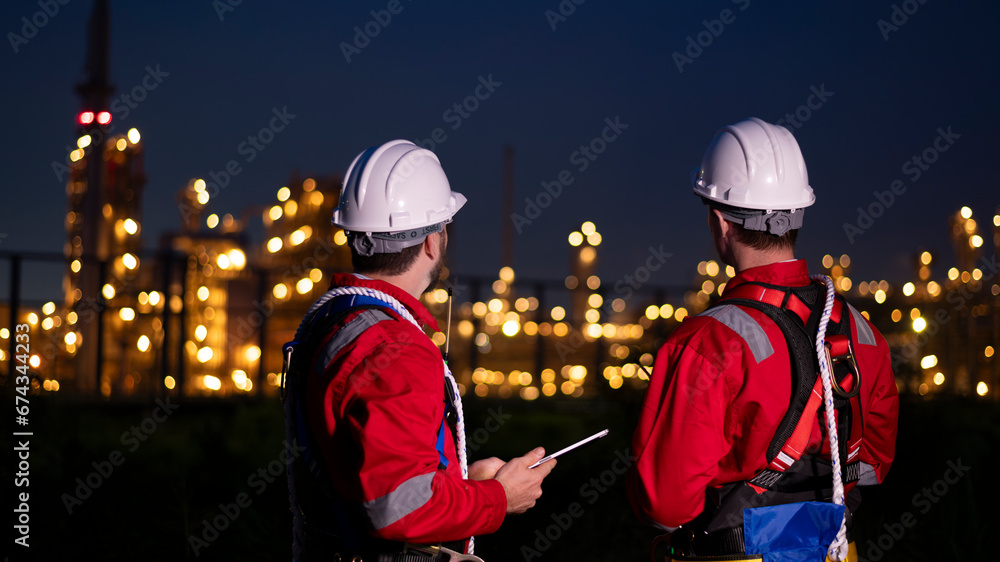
[629,260,899,530]
[304,274,507,545]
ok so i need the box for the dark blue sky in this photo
[3,1,998,301]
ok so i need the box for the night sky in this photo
[3,1,998,302]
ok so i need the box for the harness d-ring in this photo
[824,340,861,399]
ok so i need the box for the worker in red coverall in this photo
[284,140,555,562]
[628,118,898,561]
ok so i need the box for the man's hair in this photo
[351,243,423,276]
[732,222,798,252]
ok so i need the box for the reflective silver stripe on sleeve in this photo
[847,304,877,346]
[312,309,393,375]
[363,472,435,530]
[699,304,774,363]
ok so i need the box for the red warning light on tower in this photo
[96,111,111,124]
[78,111,95,125]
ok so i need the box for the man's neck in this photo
[356,271,426,300]
[731,247,796,273]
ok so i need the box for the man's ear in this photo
[711,209,734,239]
[423,232,442,261]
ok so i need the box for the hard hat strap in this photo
[347,221,448,256]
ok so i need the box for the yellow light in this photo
[960,206,972,219]
[977,382,989,396]
[891,309,902,322]
[148,291,161,306]
[587,275,601,290]
[42,301,55,315]
[561,381,575,395]
[296,278,314,294]
[995,215,1000,227]
[116,138,127,151]
[492,280,508,294]
[920,251,932,265]
[232,369,248,389]
[41,317,53,330]
[26,312,37,325]
[973,269,983,281]
[499,266,515,283]
[910,308,921,320]
[284,200,298,216]
[726,265,736,277]
[986,346,995,358]
[587,232,602,246]
[192,179,207,192]
[542,382,557,396]
[874,289,886,304]
[268,205,283,221]
[927,281,940,296]
[246,345,261,362]
[138,292,149,305]
[586,323,603,338]
[822,254,833,268]
[553,322,569,337]
[196,190,210,205]
[697,261,707,275]
[137,335,150,352]
[197,286,210,301]
[551,306,566,321]
[515,298,529,312]
[206,214,219,229]
[228,249,246,269]
[195,325,207,342]
[920,355,938,369]
[216,253,230,269]
[523,321,538,336]
[67,311,78,324]
[674,307,688,322]
[948,268,959,281]
[334,231,348,246]
[309,268,323,283]
[203,374,221,390]
[645,305,659,320]
[29,355,40,368]
[488,298,503,313]
[568,231,583,246]
[502,320,520,337]
[77,134,92,148]
[656,304,672,319]
[585,309,600,323]
[918,383,928,396]
[119,307,135,321]
[520,386,540,401]
[267,237,283,253]
[127,128,141,143]
[164,376,176,390]
[602,323,617,338]
[588,294,603,308]
[912,317,927,332]
[277,186,291,201]
[706,261,720,277]
[103,284,116,299]
[933,372,945,385]
[581,221,596,235]
[123,218,139,235]
[122,253,138,270]
[702,280,715,294]
[197,346,214,363]
[69,148,83,162]
[290,229,306,246]
[64,332,77,346]
[970,235,983,248]
[902,282,915,296]
[471,302,487,317]
[0,328,6,339]
[580,246,596,264]
[70,258,82,273]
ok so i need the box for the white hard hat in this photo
[692,118,814,234]
[333,140,466,254]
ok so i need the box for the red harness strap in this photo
[723,283,843,325]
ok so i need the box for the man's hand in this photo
[494,447,556,514]
[468,457,504,481]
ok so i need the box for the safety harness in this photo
[670,278,866,558]
[281,286,471,561]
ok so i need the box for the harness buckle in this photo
[824,336,861,399]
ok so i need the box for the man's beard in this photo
[423,233,448,294]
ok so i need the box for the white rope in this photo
[316,286,474,553]
[809,274,849,561]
